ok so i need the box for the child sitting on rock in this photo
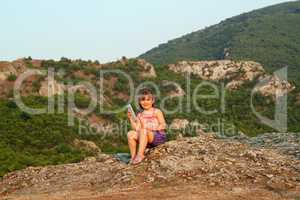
[127,88,167,165]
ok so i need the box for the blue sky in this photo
[0,0,290,62]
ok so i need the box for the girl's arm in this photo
[153,109,167,131]
[128,112,142,131]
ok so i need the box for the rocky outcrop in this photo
[162,80,186,97]
[168,60,295,97]
[137,59,157,78]
[39,77,65,97]
[73,139,101,153]
[1,133,299,199]
[168,60,264,83]
[231,132,300,160]
[0,80,14,98]
[0,59,65,97]
[0,60,27,81]
[255,75,295,97]
[119,56,129,66]
[169,118,190,130]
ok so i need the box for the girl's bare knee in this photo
[127,130,137,140]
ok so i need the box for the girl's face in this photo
[139,94,154,110]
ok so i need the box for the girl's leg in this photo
[127,130,138,160]
[137,129,154,158]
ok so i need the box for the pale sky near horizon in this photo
[0,0,290,62]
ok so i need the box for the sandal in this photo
[132,155,145,165]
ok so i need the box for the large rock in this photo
[73,139,101,153]
[1,134,299,199]
[137,59,157,78]
[168,60,295,97]
[0,62,18,81]
[234,132,300,160]
[11,59,28,73]
[162,80,186,97]
[0,59,27,81]
[168,60,264,83]
[0,80,14,98]
[39,77,65,97]
[169,119,190,130]
[255,75,295,97]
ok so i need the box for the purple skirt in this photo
[147,130,167,148]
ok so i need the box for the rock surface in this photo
[72,139,101,153]
[169,118,190,130]
[255,75,295,97]
[168,60,264,82]
[168,60,294,97]
[137,59,157,78]
[231,132,300,160]
[1,134,299,200]
[162,80,186,97]
[0,60,27,81]
[39,77,65,97]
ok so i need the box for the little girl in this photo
[127,88,167,164]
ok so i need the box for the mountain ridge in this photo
[139,0,300,85]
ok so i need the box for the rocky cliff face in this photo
[137,59,157,78]
[168,60,295,97]
[0,58,295,99]
[0,60,27,81]
[38,77,65,97]
[255,75,295,97]
[168,60,264,82]
[1,133,299,200]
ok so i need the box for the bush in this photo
[0,97,95,177]
[74,92,92,109]
[7,74,17,81]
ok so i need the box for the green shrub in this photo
[74,92,92,109]
[0,97,95,177]
[7,74,17,81]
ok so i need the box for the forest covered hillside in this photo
[140,1,300,86]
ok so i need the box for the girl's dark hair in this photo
[137,88,156,111]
